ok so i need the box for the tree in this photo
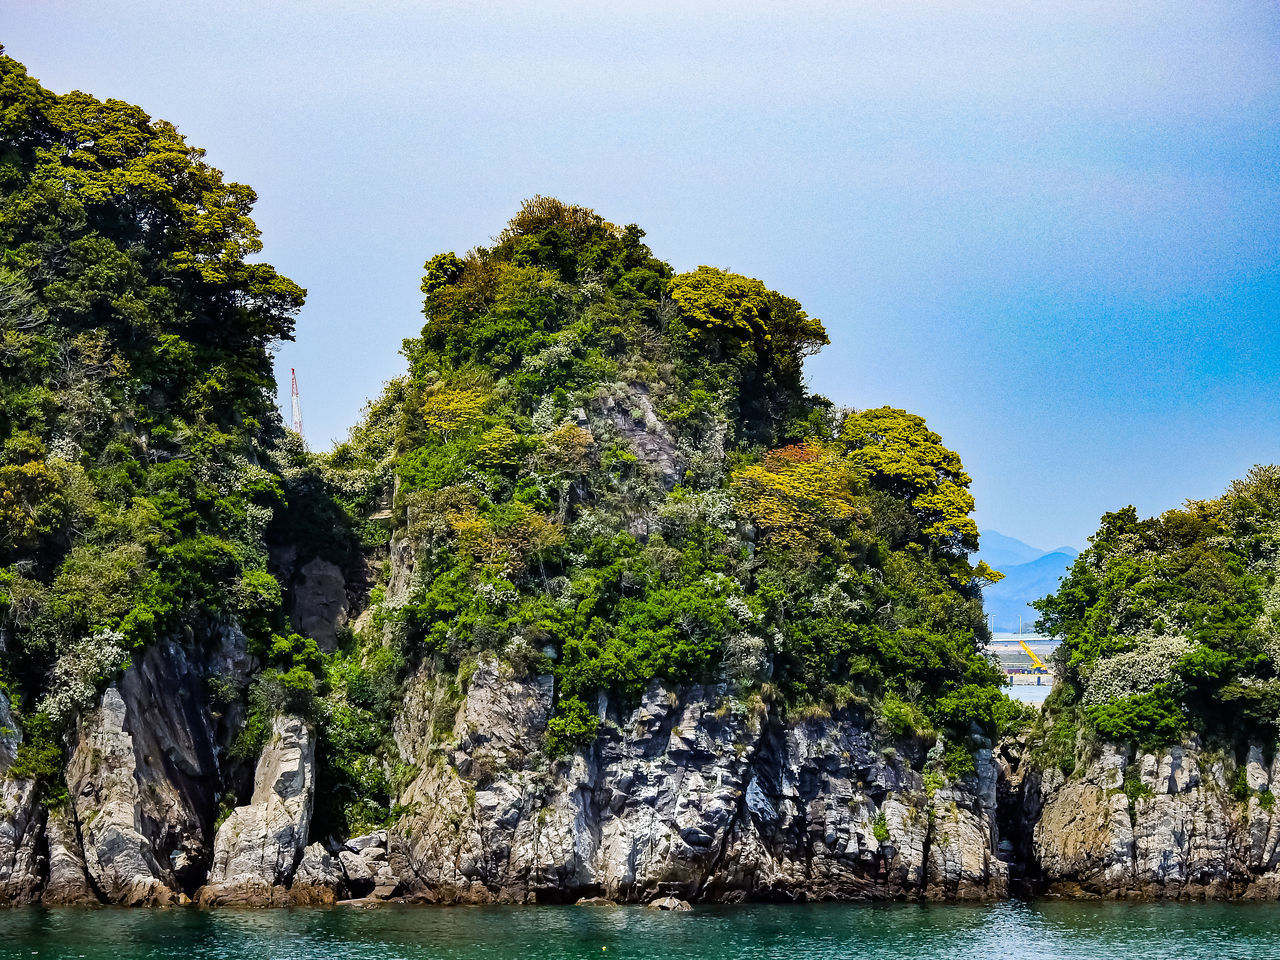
[419,386,488,439]
[732,442,861,549]
[840,407,978,554]
[668,266,828,388]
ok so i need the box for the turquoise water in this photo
[1,901,1279,959]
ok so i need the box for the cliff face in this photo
[0,644,1007,905]
[0,632,246,906]
[7,641,1280,905]
[1002,738,1280,899]
[388,656,1007,903]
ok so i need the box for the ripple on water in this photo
[5,901,1280,960]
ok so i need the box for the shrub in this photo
[871,811,890,844]
[880,691,933,738]
[545,696,599,756]
[1086,685,1184,750]
[8,712,67,805]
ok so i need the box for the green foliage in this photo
[942,740,978,780]
[312,645,404,838]
[545,695,600,756]
[880,690,933,738]
[0,51,305,755]
[933,684,1015,740]
[1085,686,1185,751]
[7,711,67,805]
[871,810,890,844]
[1229,764,1251,805]
[840,407,978,554]
[667,266,828,391]
[1037,464,1280,750]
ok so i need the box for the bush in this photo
[8,712,67,805]
[545,696,599,756]
[942,740,977,780]
[1086,685,1184,750]
[880,691,933,738]
[871,811,890,844]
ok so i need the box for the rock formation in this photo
[199,715,315,906]
[6,630,1280,907]
[388,655,1006,903]
[291,557,350,653]
[66,638,222,906]
[1002,738,1280,899]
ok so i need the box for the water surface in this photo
[1,901,1277,960]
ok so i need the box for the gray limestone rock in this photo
[199,715,315,906]
[390,657,1007,904]
[344,831,388,854]
[68,685,182,905]
[42,811,97,905]
[292,842,347,904]
[0,775,43,903]
[1005,737,1280,899]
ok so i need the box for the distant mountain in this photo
[977,530,1046,569]
[977,530,1079,633]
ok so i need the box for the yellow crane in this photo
[1018,638,1050,674]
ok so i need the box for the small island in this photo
[0,49,1278,909]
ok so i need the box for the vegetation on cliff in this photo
[0,49,1022,839]
[1035,465,1280,755]
[342,195,1021,776]
[0,50,331,800]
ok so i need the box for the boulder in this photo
[344,831,388,854]
[338,849,374,889]
[292,843,347,904]
[647,896,692,911]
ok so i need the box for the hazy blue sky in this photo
[6,1,1279,549]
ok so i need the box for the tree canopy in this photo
[1036,465,1280,751]
[0,51,322,805]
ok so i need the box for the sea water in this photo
[1,901,1278,960]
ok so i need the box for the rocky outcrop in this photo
[0,777,42,903]
[0,634,245,906]
[12,617,1280,908]
[1002,738,1280,899]
[390,656,1006,903]
[292,842,346,904]
[66,637,223,905]
[592,385,683,492]
[0,694,43,903]
[199,715,315,906]
[292,557,350,652]
[42,811,96,905]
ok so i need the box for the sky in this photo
[5,1,1280,549]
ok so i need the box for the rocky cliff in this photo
[0,645,1010,905]
[9,636,1280,906]
[1001,737,1280,899]
[388,655,1007,903]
